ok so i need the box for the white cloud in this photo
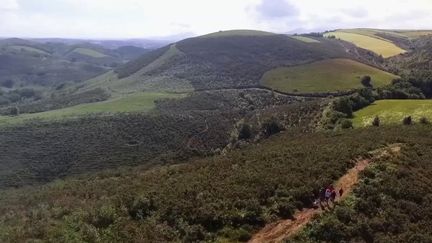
[0,0,431,38]
[0,0,19,11]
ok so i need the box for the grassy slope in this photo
[80,44,193,94]
[0,126,431,242]
[0,92,183,126]
[325,31,406,57]
[353,99,432,127]
[261,58,398,93]
[290,36,320,43]
[72,47,109,58]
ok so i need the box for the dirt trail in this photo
[249,144,402,243]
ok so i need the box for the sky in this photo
[1,0,432,39]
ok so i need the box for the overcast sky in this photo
[1,0,432,39]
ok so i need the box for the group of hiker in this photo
[314,185,344,208]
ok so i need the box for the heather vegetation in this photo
[0,111,236,189]
[1,126,432,242]
[0,88,323,189]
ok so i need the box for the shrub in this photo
[333,97,353,118]
[419,117,430,125]
[9,106,19,116]
[340,119,353,129]
[128,196,156,220]
[91,206,117,229]
[361,76,372,88]
[403,116,413,125]
[262,117,284,137]
[238,124,252,140]
[372,116,380,127]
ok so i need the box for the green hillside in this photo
[353,99,432,127]
[261,58,398,93]
[0,92,182,126]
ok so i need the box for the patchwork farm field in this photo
[0,92,183,126]
[325,31,406,57]
[261,58,398,93]
[353,99,432,127]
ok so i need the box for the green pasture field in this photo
[0,92,184,126]
[353,99,432,127]
[261,58,398,93]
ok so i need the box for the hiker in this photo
[325,188,331,204]
[319,188,326,206]
[339,188,344,197]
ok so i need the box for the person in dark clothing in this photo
[319,188,326,207]
[339,188,344,197]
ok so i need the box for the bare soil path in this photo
[249,144,401,243]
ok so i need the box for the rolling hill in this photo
[0,38,149,90]
[75,30,387,96]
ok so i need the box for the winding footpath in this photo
[249,144,402,243]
